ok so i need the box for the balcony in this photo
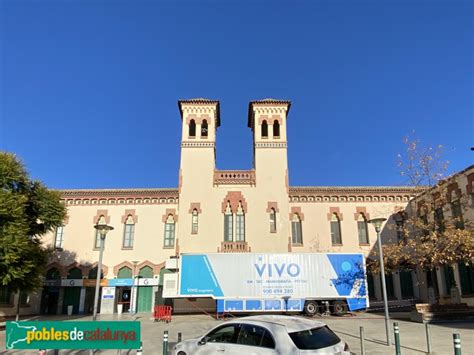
[218,241,251,253]
[213,170,256,186]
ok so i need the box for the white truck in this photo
[162,252,368,316]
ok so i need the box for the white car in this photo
[172,315,352,354]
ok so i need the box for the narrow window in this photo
[94,216,106,249]
[291,213,303,244]
[201,119,208,137]
[330,213,342,245]
[236,202,245,241]
[123,215,135,248]
[189,119,196,137]
[54,226,65,249]
[224,202,233,242]
[394,212,406,244]
[261,120,268,138]
[451,199,464,229]
[357,214,369,244]
[273,120,280,138]
[269,208,277,233]
[191,209,199,234]
[163,215,175,248]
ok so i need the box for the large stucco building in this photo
[1,99,472,317]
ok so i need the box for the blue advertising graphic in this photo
[179,253,368,311]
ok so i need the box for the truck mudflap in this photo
[346,298,367,311]
[217,299,305,313]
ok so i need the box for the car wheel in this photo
[332,301,348,316]
[304,301,319,316]
[177,352,186,355]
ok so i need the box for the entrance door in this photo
[400,271,414,299]
[118,288,131,312]
[41,287,60,315]
[138,287,153,313]
[62,287,81,314]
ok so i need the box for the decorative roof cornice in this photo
[58,188,179,207]
[178,98,221,127]
[289,186,422,194]
[248,99,291,128]
[289,186,423,204]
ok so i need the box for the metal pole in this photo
[393,322,401,355]
[360,326,366,355]
[453,333,461,355]
[377,229,391,346]
[163,330,169,355]
[92,236,105,321]
[425,323,432,354]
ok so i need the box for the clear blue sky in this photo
[0,0,472,189]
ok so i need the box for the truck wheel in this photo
[332,301,348,316]
[304,301,319,316]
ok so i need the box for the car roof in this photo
[228,315,326,333]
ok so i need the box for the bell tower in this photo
[248,99,291,192]
[178,99,220,190]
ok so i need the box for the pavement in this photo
[1,312,473,355]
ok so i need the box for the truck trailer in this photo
[162,252,368,316]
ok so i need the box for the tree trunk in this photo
[16,290,21,321]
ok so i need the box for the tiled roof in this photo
[178,98,221,127]
[59,188,178,198]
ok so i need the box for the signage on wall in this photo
[137,278,159,286]
[108,279,134,287]
[60,279,84,287]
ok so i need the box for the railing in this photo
[219,241,250,253]
[213,170,256,186]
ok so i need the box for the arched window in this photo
[224,202,233,242]
[139,266,153,278]
[67,267,82,279]
[123,215,135,249]
[291,213,302,244]
[269,208,277,233]
[201,119,208,137]
[273,120,280,138]
[236,202,245,241]
[46,268,61,280]
[189,119,196,137]
[94,215,106,249]
[117,266,132,279]
[261,120,268,138]
[88,267,104,279]
[330,213,342,245]
[357,214,369,244]
[163,214,176,248]
[191,209,199,234]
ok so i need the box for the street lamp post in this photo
[368,217,391,346]
[132,260,139,314]
[92,223,114,322]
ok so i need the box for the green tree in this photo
[0,152,66,319]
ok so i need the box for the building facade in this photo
[1,99,472,317]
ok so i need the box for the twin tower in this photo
[177,98,292,191]
[176,98,293,252]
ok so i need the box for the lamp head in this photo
[368,217,387,232]
[94,224,114,237]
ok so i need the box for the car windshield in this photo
[288,326,341,350]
